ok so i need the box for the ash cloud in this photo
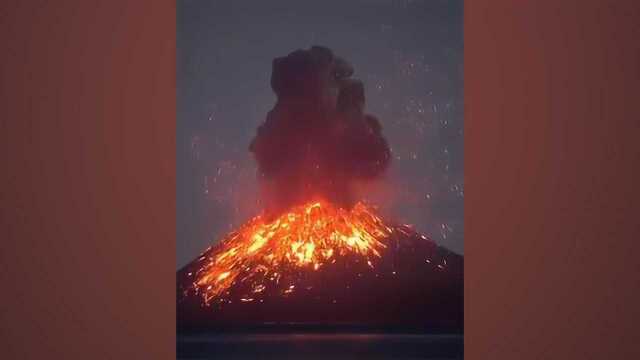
[250,46,391,216]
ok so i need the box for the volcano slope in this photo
[177,202,462,334]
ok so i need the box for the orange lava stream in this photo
[190,201,393,305]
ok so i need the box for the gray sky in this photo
[177,0,463,268]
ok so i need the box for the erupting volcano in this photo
[177,46,463,333]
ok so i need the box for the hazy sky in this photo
[177,0,463,268]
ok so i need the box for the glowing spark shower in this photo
[187,201,393,305]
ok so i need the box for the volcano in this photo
[177,46,463,334]
[177,201,463,333]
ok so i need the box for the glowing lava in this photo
[187,201,393,305]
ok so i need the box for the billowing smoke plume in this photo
[250,46,391,216]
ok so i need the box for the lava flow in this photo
[177,199,463,331]
[185,201,393,306]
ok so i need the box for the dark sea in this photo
[177,333,463,359]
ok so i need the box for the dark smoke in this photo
[250,46,391,216]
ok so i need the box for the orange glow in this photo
[189,201,392,305]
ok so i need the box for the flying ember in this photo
[187,201,393,305]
